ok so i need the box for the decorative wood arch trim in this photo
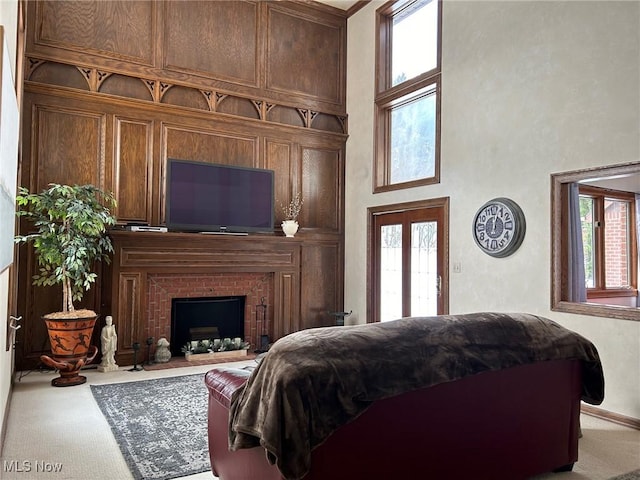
[159,82,173,102]
[77,67,92,90]
[96,71,112,91]
[26,58,45,79]
[24,55,348,135]
[142,79,157,102]
[199,90,214,111]
[215,93,228,110]
[297,108,310,128]
[252,100,264,120]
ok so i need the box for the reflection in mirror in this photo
[551,162,640,321]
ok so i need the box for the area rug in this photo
[90,374,211,480]
[609,470,640,480]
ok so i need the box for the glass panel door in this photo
[380,224,403,322]
[410,221,438,316]
[373,204,446,322]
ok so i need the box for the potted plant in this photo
[15,183,117,386]
[281,192,303,237]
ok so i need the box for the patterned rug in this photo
[91,374,210,480]
[610,470,640,480]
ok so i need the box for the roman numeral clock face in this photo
[472,198,526,258]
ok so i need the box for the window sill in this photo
[552,301,640,322]
[587,289,638,299]
[373,175,439,194]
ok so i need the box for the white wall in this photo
[0,0,19,449]
[345,1,640,419]
[0,3,16,72]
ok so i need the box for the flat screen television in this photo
[166,159,274,233]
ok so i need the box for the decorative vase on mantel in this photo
[281,193,303,238]
[282,220,299,238]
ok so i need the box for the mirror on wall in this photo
[551,162,640,321]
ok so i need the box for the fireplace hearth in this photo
[171,296,245,356]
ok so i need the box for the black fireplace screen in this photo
[170,296,245,356]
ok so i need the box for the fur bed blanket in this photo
[228,312,604,480]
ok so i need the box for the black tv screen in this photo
[166,159,274,233]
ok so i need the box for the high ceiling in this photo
[582,173,640,194]
[315,0,360,10]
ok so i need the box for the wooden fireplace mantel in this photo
[106,230,302,365]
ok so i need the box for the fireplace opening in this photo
[170,295,245,356]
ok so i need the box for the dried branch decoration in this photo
[282,192,304,221]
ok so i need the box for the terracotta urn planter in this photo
[40,310,99,387]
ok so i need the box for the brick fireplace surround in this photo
[109,230,301,366]
[146,272,273,350]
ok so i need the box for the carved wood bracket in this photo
[25,56,348,135]
[200,90,214,111]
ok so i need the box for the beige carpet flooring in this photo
[1,361,638,480]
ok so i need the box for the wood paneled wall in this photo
[16,0,346,370]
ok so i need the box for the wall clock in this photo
[472,197,526,258]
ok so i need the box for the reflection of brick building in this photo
[604,199,629,288]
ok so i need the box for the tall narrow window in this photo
[369,198,449,323]
[374,0,441,193]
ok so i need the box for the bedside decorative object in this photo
[472,197,526,258]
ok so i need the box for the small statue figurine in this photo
[98,316,118,372]
[155,337,172,363]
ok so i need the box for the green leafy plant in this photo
[15,184,117,315]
